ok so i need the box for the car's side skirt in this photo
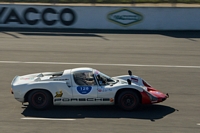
[53,97,115,105]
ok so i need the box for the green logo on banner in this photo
[107,9,143,27]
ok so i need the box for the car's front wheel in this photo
[118,91,139,111]
[28,90,52,110]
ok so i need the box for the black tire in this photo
[118,91,139,111]
[28,90,52,110]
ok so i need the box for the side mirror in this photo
[127,79,131,85]
[128,70,132,76]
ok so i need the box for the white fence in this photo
[0,4,200,30]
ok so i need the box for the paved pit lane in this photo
[0,31,200,133]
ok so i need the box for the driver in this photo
[74,72,95,86]
[96,75,107,85]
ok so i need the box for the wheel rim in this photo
[121,94,136,109]
[32,92,47,107]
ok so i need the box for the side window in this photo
[73,72,97,86]
[96,74,108,86]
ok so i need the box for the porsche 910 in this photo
[11,67,169,110]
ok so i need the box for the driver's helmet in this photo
[74,72,86,79]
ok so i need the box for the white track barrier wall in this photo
[0,4,200,30]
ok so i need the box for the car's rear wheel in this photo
[118,91,139,111]
[28,90,52,110]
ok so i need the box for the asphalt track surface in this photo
[0,31,200,133]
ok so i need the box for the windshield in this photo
[94,70,116,85]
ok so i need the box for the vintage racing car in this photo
[11,67,169,110]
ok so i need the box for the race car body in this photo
[11,67,168,110]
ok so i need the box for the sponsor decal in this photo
[77,86,92,94]
[61,98,111,102]
[98,89,102,92]
[131,77,138,83]
[0,7,76,26]
[107,8,143,26]
[55,91,63,97]
[110,98,114,102]
[98,88,112,93]
[155,91,161,94]
[94,70,99,75]
[54,98,61,101]
[53,78,68,81]
[20,77,34,80]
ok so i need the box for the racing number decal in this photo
[77,86,92,94]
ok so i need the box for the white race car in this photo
[11,67,169,110]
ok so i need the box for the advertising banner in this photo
[0,4,200,30]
